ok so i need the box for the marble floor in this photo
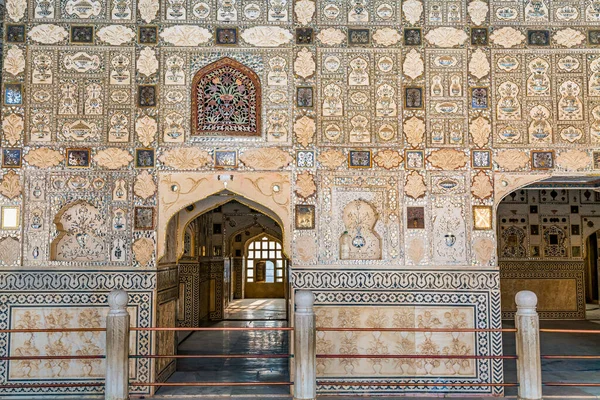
[145,299,600,399]
[223,298,287,321]
[503,318,600,398]
[155,298,290,397]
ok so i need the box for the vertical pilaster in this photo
[515,290,542,400]
[293,289,316,400]
[106,289,130,400]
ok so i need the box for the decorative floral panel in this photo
[191,57,261,137]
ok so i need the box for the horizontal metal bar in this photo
[0,383,104,388]
[544,383,600,387]
[316,354,516,360]
[0,328,106,333]
[316,381,518,387]
[541,355,600,359]
[0,355,105,360]
[540,329,600,334]
[131,327,293,331]
[130,381,292,386]
[130,354,291,359]
[316,328,515,333]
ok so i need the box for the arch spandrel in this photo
[157,171,291,260]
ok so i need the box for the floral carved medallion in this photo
[191,57,261,136]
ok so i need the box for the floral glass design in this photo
[192,57,261,136]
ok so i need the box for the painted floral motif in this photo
[24,147,63,168]
[294,115,315,147]
[241,26,293,47]
[403,49,424,80]
[158,147,211,169]
[469,49,489,80]
[428,149,468,170]
[402,0,423,24]
[2,113,24,146]
[374,150,402,170]
[138,0,159,23]
[28,24,68,44]
[294,48,315,79]
[294,0,315,25]
[134,170,156,200]
[495,150,529,171]
[316,28,345,45]
[403,116,425,146]
[318,150,345,169]
[4,46,26,76]
[295,171,316,199]
[490,27,525,48]
[0,171,22,200]
[137,47,159,77]
[554,28,585,48]
[133,238,154,266]
[160,26,211,46]
[373,28,401,46]
[405,171,427,199]
[96,25,136,45]
[556,150,590,171]
[471,172,493,200]
[469,117,491,147]
[240,148,292,170]
[425,27,468,47]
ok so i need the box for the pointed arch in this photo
[191,57,262,136]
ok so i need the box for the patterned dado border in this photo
[0,291,153,397]
[291,269,500,291]
[499,261,585,320]
[292,269,503,396]
[0,271,157,291]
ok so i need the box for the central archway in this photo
[153,171,292,392]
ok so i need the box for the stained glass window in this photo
[192,57,261,136]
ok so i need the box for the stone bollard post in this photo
[106,289,130,400]
[293,290,316,400]
[515,290,542,400]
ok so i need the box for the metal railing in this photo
[0,289,598,400]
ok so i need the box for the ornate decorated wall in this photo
[2,0,600,396]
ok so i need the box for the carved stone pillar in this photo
[106,289,130,400]
[293,290,316,400]
[515,290,542,400]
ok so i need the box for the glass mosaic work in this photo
[192,57,261,136]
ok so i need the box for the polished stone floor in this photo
[155,298,290,397]
[146,299,600,399]
[224,298,287,321]
[503,318,600,398]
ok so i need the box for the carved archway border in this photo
[158,171,291,260]
[175,194,285,262]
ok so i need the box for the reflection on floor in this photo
[503,319,600,398]
[224,298,286,320]
[153,299,600,399]
[155,299,289,397]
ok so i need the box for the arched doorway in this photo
[156,182,291,396]
[497,179,600,321]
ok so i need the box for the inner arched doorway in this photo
[497,178,600,320]
[156,183,291,396]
